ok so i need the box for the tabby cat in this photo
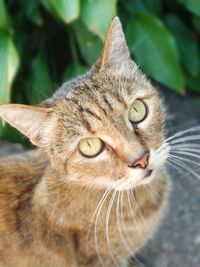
[0,17,170,267]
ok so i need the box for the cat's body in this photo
[0,150,169,267]
[0,18,170,267]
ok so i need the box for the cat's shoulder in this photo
[0,149,48,192]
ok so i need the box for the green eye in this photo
[78,137,104,158]
[128,99,147,123]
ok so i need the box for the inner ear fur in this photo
[0,104,52,146]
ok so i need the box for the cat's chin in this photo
[113,169,156,191]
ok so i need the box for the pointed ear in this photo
[96,17,131,69]
[0,104,52,146]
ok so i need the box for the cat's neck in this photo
[25,162,168,258]
[32,165,166,232]
[29,166,107,254]
[32,166,102,228]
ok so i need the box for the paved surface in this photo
[0,88,200,267]
[141,88,200,267]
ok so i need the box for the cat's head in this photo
[0,17,169,191]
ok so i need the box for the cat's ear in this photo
[96,16,131,69]
[0,104,52,146]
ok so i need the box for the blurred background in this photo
[0,1,200,266]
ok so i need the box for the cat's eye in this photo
[128,99,147,124]
[78,137,104,158]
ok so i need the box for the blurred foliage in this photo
[0,0,200,142]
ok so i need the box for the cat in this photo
[0,17,170,267]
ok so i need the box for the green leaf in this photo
[122,0,147,15]
[165,14,199,76]
[81,0,117,39]
[0,32,19,104]
[21,0,43,26]
[192,15,200,34]
[179,0,200,16]
[0,123,25,143]
[26,54,54,104]
[73,21,102,65]
[142,0,162,16]
[121,0,162,16]
[185,71,200,93]
[42,0,80,23]
[126,13,185,93]
[62,62,87,81]
[0,0,9,30]
[0,32,20,139]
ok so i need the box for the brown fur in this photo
[0,17,170,267]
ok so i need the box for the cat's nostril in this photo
[129,151,150,169]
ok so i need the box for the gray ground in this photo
[141,88,200,267]
[0,88,200,267]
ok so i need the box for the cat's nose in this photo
[129,151,149,169]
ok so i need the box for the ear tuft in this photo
[96,16,131,69]
[0,104,52,146]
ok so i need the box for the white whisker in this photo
[116,191,132,253]
[172,144,200,149]
[167,157,200,180]
[88,186,112,240]
[120,191,134,250]
[164,126,200,143]
[170,150,200,159]
[130,190,149,229]
[169,153,200,166]
[169,135,200,145]
[94,187,113,267]
[127,191,146,242]
[166,160,184,174]
[171,147,200,155]
[105,190,121,267]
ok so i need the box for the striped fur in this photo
[0,17,170,267]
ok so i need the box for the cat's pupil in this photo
[87,141,91,147]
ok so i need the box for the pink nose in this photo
[129,152,149,169]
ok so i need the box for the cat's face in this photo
[0,17,169,191]
[46,64,168,191]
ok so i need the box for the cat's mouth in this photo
[114,169,155,191]
[138,169,155,186]
[144,169,153,178]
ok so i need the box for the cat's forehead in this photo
[78,72,155,109]
[54,70,159,138]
